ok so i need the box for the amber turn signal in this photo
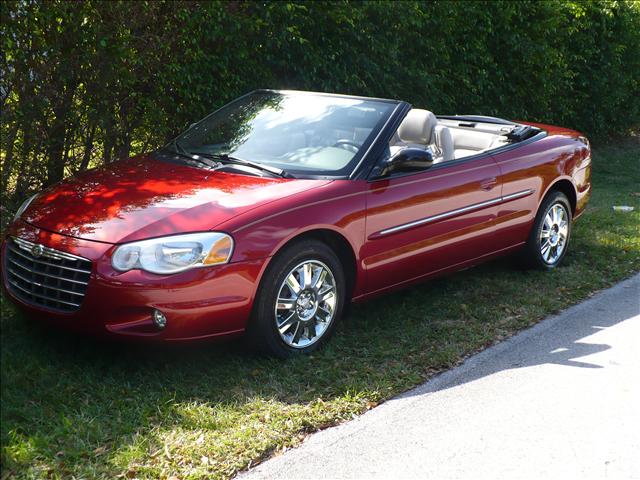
[204,235,233,265]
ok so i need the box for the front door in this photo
[362,155,502,294]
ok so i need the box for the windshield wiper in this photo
[190,152,290,178]
[168,140,219,169]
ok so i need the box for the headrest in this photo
[397,109,437,145]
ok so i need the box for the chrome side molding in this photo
[376,189,535,237]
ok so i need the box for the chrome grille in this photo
[4,237,92,313]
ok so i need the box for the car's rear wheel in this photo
[521,190,572,269]
[247,240,345,358]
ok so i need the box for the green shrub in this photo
[1,0,639,206]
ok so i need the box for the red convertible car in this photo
[2,90,591,357]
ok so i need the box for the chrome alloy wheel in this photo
[274,260,337,349]
[540,203,569,264]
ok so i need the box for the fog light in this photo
[152,309,167,329]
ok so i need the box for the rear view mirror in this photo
[379,147,434,177]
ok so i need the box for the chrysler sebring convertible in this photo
[1,90,591,357]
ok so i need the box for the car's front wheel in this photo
[247,240,345,358]
[521,190,572,269]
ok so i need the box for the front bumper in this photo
[1,221,266,341]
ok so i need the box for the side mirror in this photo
[379,147,434,177]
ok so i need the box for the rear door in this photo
[362,154,502,294]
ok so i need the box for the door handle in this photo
[480,177,498,191]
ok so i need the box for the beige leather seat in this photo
[433,125,454,162]
[397,109,437,146]
[448,127,510,159]
[396,109,454,163]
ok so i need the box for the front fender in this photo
[218,179,368,294]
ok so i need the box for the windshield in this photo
[171,91,397,177]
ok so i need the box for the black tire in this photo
[520,190,573,270]
[246,239,346,358]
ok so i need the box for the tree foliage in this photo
[1,0,639,207]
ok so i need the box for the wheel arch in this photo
[257,227,359,302]
[540,177,577,215]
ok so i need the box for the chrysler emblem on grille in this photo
[31,244,44,258]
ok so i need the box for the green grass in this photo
[1,142,639,480]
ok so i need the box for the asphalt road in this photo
[241,274,640,480]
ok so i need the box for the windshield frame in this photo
[162,90,405,180]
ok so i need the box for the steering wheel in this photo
[333,139,361,153]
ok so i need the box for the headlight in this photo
[13,193,39,222]
[111,232,234,274]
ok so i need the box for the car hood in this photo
[22,155,331,244]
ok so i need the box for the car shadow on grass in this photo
[1,242,637,477]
